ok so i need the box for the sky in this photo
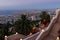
[0,0,60,10]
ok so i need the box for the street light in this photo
[29,32,32,35]
[20,38,22,40]
[42,29,45,32]
[5,36,8,40]
[5,36,7,38]
[16,32,18,35]
[56,37,59,40]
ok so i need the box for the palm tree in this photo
[14,15,33,35]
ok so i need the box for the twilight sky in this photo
[0,0,60,10]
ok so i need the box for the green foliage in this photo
[40,11,50,23]
[31,20,40,27]
[14,15,33,35]
[0,22,14,40]
[0,24,5,40]
[2,21,13,36]
[0,32,4,40]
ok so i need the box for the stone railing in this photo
[35,9,60,40]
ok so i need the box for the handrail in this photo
[35,9,60,40]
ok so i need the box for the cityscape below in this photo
[0,9,56,24]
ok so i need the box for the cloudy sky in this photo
[0,0,60,10]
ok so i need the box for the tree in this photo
[14,15,33,35]
[2,22,9,36]
[0,22,13,40]
[2,21,13,36]
[40,11,50,25]
[31,20,40,27]
[0,24,5,40]
[0,23,10,40]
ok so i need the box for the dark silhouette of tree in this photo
[14,15,33,35]
[40,11,50,25]
[2,21,12,36]
[0,24,5,40]
[0,21,14,40]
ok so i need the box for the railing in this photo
[35,9,60,40]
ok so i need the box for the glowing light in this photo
[20,38,22,40]
[42,29,45,32]
[56,37,59,40]
[16,32,18,34]
[5,36,7,37]
[29,32,32,35]
[5,36,8,40]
